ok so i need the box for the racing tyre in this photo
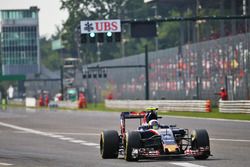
[191,129,210,160]
[100,130,119,159]
[124,131,141,161]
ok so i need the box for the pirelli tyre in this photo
[191,129,210,160]
[100,130,119,159]
[124,131,141,161]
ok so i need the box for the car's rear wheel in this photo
[191,129,210,160]
[124,131,141,161]
[100,130,119,159]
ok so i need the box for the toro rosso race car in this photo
[100,108,211,161]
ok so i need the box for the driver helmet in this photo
[145,107,158,123]
[145,107,158,112]
[148,119,160,130]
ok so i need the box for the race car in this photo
[100,108,211,161]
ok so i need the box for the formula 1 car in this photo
[100,108,211,161]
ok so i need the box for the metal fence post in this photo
[145,45,149,100]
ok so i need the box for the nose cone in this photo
[164,144,179,153]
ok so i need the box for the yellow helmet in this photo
[145,107,158,111]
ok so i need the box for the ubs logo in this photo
[84,22,94,32]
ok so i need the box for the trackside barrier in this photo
[8,99,25,106]
[25,97,36,107]
[105,100,211,112]
[56,101,78,109]
[219,100,250,113]
[24,100,80,109]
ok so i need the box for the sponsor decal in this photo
[81,20,121,34]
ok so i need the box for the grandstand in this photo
[82,0,250,103]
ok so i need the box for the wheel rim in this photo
[100,133,104,156]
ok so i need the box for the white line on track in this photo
[210,138,250,142]
[0,121,99,148]
[68,140,87,143]
[14,131,99,136]
[165,115,250,123]
[58,137,74,140]
[0,162,13,166]
[81,143,99,146]
[52,132,99,136]
[48,134,65,138]
[170,162,207,167]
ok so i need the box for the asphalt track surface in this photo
[0,107,250,167]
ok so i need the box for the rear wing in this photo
[120,111,162,136]
[120,111,146,119]
[120,112,145,137]
[120,111,162,121]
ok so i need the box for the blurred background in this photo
[0,0,250,105]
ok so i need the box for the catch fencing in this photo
[83,33,250,103]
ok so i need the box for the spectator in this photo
[215,87,228,100]
[107,93,113,100]
[54,93,62,101]
[7,85,14,100]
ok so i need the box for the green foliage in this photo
[39,1,231,67]
[40,37,62,70]
[158,22,180,49]
[59,0,157,63]
[157,10,182,49]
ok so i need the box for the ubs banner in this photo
[80,19,121,34]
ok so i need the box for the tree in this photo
[60,0,154,63]
[40,37,62,71]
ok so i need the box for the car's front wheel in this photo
[124,131,141,161]
[191,129,210,160]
